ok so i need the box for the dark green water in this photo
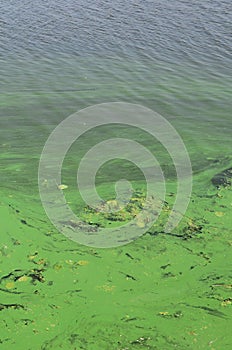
[0,1,232,349]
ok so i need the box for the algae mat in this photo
[0,175,232,349]
[0,55,231,350]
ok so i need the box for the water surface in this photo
[0,1,232,349]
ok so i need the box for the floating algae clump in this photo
[78,189,168,230]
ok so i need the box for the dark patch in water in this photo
[211,167,232,187]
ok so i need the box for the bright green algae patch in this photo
[0,178,232,349]
[1,58,232,349]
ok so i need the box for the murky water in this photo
[0,1,232,349]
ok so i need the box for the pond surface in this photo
[0,0,231,348]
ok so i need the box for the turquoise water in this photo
[0,1,232,349]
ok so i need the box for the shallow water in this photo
[0,0,232,349]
